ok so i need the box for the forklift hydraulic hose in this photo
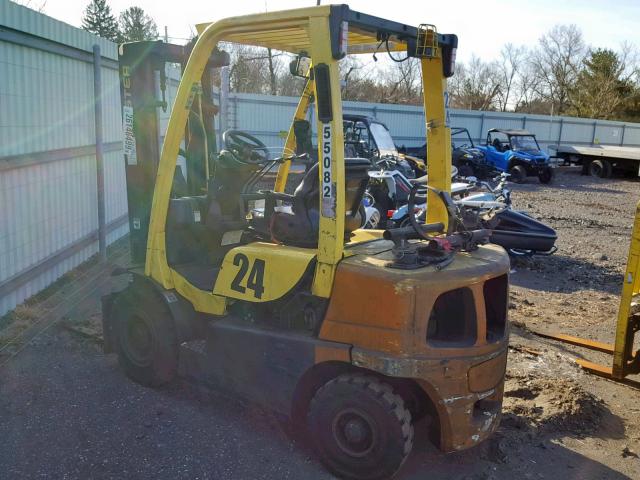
[383,222,444,241]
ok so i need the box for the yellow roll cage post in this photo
[274,75,316,193]
[145,5,457,314]
[535,201,640,387]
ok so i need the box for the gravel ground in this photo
[1,167,640,479]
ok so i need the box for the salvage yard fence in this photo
[0,0,126,316]
[224,93,640,152]
[2,0,640,316]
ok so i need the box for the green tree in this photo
[81,0,119,42]
[118,6,158,43]
[570,49,635,120]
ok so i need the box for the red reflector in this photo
[387,210,395,218]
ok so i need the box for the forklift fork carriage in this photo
[535,201,640,387]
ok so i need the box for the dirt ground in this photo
[1,167,640,479]
[495,167,640,480]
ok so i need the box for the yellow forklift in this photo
[103,5,511,479]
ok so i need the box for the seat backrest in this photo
[293,119,313,156]
[344,158,373,228]
[291,158,371,233]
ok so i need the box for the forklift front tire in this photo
[307,374,413,480]
[113,288,178,387]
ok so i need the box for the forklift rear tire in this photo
[307,374,413,480]
[508,165,527,183]
[113,287,178,387]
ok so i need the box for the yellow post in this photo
[612,201,640,377]
[421,56,451,228]
[308,15,345,298]
[274,77,315,192]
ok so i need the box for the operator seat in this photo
[268,158,372,247]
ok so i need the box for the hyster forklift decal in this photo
[103,6,510,480]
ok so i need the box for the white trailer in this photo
[552,144,640,178]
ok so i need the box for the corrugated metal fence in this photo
[225,92,640,152]
[2,1,640,316]
[0,0,127,316]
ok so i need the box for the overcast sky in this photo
[37,0,640,61]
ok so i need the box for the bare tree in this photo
[449,56,501,110]
[266,48,278,96]
[224,43,285,95]
[340,56,365,100]
[10,0,47,12]
[512,60,547,113]
[529,24,586,115]
[496,44,527,112]
[381,58,422,104]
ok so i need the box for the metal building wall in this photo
[0,0,126,316]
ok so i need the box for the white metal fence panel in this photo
[0,0,126,316]
[226,93,640,153]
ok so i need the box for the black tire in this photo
[588,159,612,178]
[307,374,413,480]
[509,164,527,183]
[538,167,553,184]
[113,285,178,387]
[458,164,474,177]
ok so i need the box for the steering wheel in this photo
[407,183,461,240]
[223,130,270,164]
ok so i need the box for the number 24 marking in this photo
[230,253,265,299]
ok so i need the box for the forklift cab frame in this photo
[106,7,513,478]
[144,4,458,314]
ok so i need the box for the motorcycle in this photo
[387,173,558,256]
[364,155,462,229]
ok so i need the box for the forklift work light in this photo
[315,64,333,123]
[339,20,349,57]
[443,44,457,77]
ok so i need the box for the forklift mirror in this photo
[289,55,311,78]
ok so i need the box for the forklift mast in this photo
[119,41,228,263]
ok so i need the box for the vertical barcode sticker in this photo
[122,105,137,165]
[321,123,335,218]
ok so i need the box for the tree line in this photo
[449,26,640,121]
[79,0,640,122]
[81,0,158,44]
[221,25,640,122]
